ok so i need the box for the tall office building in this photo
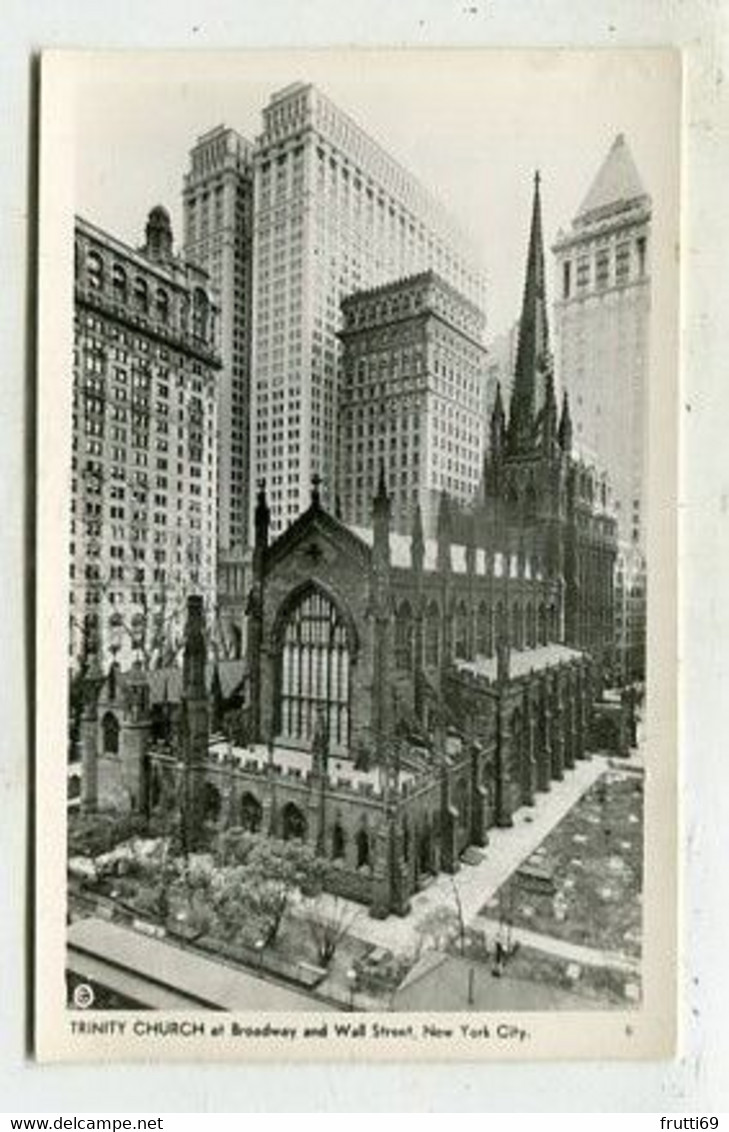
[183,127,255,657]
[552,134,651,550]
[339,271,487,536]
[71,209,220,671]
[250,82,486,537]
[182,126,255,558]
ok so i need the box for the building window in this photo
[595,250,609,291]
[636,236,647,276]
[156,288,170,324]
[102,712,119,754]
[356,828,370,869]
[616,242,631,283]
[111,264,127,303]
[454,600,469,660]
[276,587,351,748]
[332,822,346,860]
[562,261,571,299]
[133,277,148,314]
[87,251,104,291]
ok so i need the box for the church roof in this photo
[576,134,647,220]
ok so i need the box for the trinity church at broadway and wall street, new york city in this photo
[76,175,623,920]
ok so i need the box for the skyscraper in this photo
[338,271,487,536]
[71,209,220,672]
[182,126,255,559]
[249,82,486,537]
[552,134,651,551]
[183,127,255,657]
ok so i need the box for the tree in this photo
[209,833,327,947]
[414,905,462,956]
[414,879,468,958]
[302,895,360,968]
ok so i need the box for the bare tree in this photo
[302,894,360,968]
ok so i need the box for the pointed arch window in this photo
[454,600,469,660]
[276,588,351,749]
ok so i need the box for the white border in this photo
[1,0,727,1112]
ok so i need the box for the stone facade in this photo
[71,210,221,672]
[79,175,618,919]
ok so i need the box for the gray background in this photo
[3,0,727,1112]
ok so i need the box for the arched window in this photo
[425,601,440,668]
[87,251,104,291]
[203,783,222,823]
[332,821,346,860]
[240,792,262,833]
[111,263,127,303]
[282,802,307,842]
[133,277,148,314]
[356,828,370,869]
[102,711,119,755]
[454,600,469,660]
[394,601,413,671]
[276,587,351,748]
[156,288,170,324]
[476,602,492,656]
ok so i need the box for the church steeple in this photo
[509,171,551,455]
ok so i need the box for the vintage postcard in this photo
[35,48,680,1061]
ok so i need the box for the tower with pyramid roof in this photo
[552,134,650,557]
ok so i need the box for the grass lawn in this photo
[481,768,643,959]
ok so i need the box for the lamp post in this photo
[254,937,265,973]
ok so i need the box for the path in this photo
[313,754,610,955]
[476,919,640,974]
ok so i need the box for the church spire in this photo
[558,389,573,453]
[508,171,551,455]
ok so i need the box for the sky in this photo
[73,49,679,337]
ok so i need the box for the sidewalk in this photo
[476,919,641,974]
[315,754,610,955]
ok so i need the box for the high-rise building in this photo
[70,209,220,671]
[182,126,255,556]
[552,133,651,550]
[182,127,255,658]
[249,82,486,537]
[338,271,487,536]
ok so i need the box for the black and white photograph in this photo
[34,48,680,1060]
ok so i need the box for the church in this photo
[79,176,618,918]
